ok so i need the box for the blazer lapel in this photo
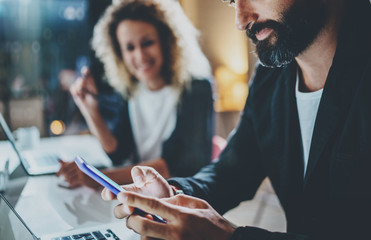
[303,55,354,187]
[303,78,342,186]
[272,63,305,196]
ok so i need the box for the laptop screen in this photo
[0,193,37,240]
[0,113,17,143]
[0,113,28,170]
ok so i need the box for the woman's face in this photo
[116,20,165,90]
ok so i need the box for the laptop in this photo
[0,112,111,176]
[0,193,139,240]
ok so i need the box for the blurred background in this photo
[0,0,286,231]
[0,0,257,139]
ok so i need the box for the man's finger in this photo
[113,203,132,219]
[101,182,140,201]
[121,183,143,194]
[101,187,117,201]
[131,166,160,188]
[127,214,170,239]
[163,194,209,209]
[118,191,177,221]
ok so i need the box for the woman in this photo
[57,0,214,188]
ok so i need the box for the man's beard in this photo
[246,0,328,68]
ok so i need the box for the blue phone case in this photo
[75,156,123,195]
[74,156,166,223]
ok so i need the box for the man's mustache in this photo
[246,20,282,42]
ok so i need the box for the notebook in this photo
[0,112,112,176]
[0,193,139,240]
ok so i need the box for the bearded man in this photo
[101,0,371,239]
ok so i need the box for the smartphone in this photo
[74,156,166,223]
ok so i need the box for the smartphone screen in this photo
[74,156,166,224]
[86,163,124,192]
[74,156,122,195]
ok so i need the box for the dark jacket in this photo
[98,78,214,177]
[169,1,371,239]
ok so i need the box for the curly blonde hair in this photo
[92,0,211,98]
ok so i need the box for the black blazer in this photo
[98,78,214,177]
[169,1,371,239]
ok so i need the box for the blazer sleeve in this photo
[168,82,267,214]
[168,67,315,240]
[230,226,310,240]
[162,78,214,177]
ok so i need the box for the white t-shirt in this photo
[295,75,323,176]
[129,83,180,162]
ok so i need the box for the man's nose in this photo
[235,0,258,31]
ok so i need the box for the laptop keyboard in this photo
[36,153,59,166]
[52,229,120,240]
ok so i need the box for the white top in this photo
[129,83,179,162]
[295,74,323,176]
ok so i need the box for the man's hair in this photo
[92,0,211,98]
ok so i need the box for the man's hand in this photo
[101,166,174,203]
[117,191,236,240]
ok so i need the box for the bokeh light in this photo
[50,120,65,135]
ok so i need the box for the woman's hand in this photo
[56,160,100,189]
[116,192,236,240]
[69,67,99,118]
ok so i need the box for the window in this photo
[0,0,109,136]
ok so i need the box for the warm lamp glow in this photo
[214,65,249,112]
[232,82,248,107]
[217,31,249,75]
[227,52,249,75]
[50,120,65,135]
[215,66,236,85]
